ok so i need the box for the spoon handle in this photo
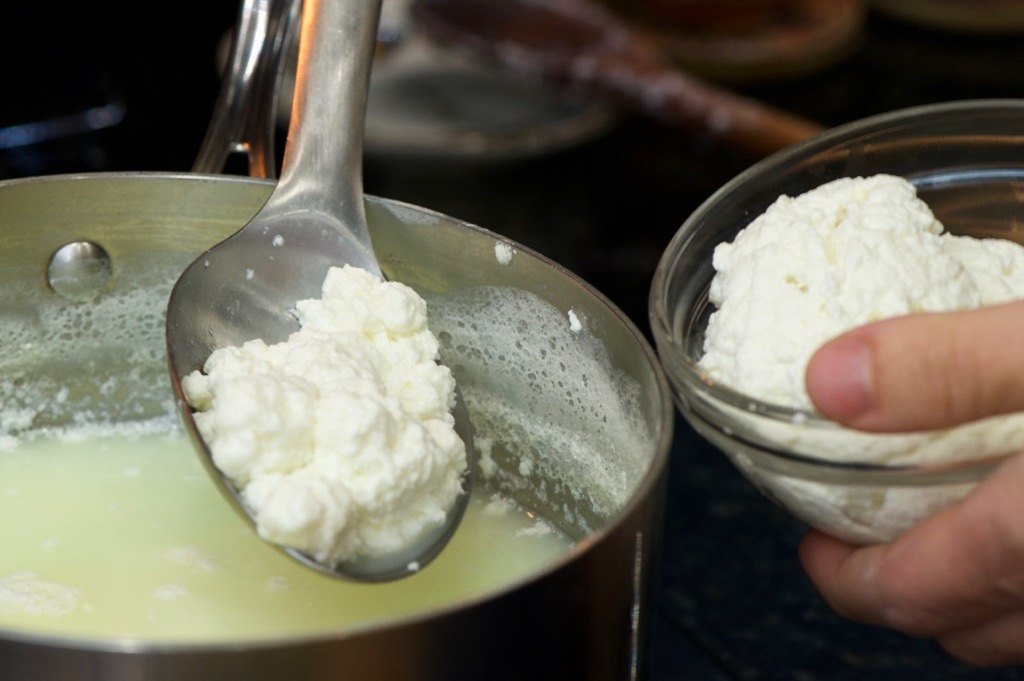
[272,0,382,248]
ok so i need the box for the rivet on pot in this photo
[46,241,113,302]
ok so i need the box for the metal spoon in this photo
[166,0,473,582]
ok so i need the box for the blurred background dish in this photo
[267,0,619,160]
[872,0,1024,33]
[360,34,617,160]
[600,0,868,83]
[410,0,826,157]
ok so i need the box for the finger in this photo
[806,300,1024,432]
[799,453,1024,637]
[940,611,1024,667]
[798,531,876,621]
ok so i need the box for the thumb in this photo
[805,300,1024,432]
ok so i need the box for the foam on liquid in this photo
[428,286,653,530]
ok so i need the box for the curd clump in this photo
[697,174,1024,543]
[701,174,1024,409]
[182,265,467,567]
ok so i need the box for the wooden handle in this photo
[637,66,826,156]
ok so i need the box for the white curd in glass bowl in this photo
[650,99,1024,544]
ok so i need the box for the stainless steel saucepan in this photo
[0,171,672,680]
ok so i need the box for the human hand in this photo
[799,299,1024,666]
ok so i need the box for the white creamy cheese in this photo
[494,240,516,266]
[700,174,1024,409]
[182,265,467,567]
[698,174,1024,543]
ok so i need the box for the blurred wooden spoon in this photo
[411,0,825,157]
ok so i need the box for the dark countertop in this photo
[5,3,1024,679]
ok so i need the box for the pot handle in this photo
[192,0,299,178]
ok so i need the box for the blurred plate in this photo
[274,35,617,161]
[362,36,617,159]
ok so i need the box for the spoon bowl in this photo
[166,0,473,581]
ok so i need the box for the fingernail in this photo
[806,336,874,421]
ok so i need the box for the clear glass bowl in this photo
[649,99,1024,544]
